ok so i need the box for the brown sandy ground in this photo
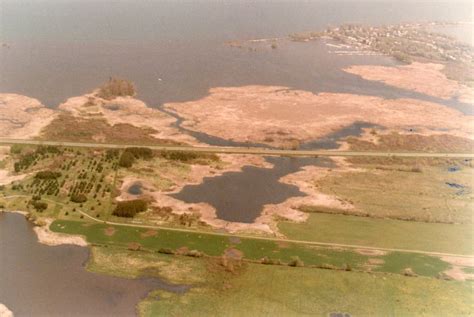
[0,303,14,317]
[115,154,359,235]
[441,256,474,281]
[342,129,474,153]
[255,157,358,234]
[344,62,473,103]
[0,146,28,185]
[165,85,473,148]
[0,87,197,145]
[116,154,277,234]
[0,94,57,138]
[32,217,87,247]
[53,92,197,145]
[273,132,474,225]
[116,131,474,234]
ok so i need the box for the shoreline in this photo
[0,303,14,317]
[1,210,88,247]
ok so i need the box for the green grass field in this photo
[279,213,473,255]
[83,246,473,317]
[140,259,473,317]
[314,164,474,224]
[51,219,455,278]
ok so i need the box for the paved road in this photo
[2,195,472,258]
[1,138,473,158]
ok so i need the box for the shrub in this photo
[158,248,175,254]
[186,250,204,258]
[392,51,412,63]
[411,167,423,173]
[288,256,304,267]
[261,257,279,265]
[31,200,48,212]
[70,193,87,203]
[118,151,135,168]
[112,199,148,217]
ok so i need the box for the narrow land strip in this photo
[3,195,472,258]
[1,138,473,158]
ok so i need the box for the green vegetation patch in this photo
[51,220,454,277]
[139,260,473,317]
[375,252,450,277]
[4,146,118,219]
[158,150,220,164]
[313,163,474,224]
[279,213,473,255]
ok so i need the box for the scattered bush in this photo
[112,199,148,217]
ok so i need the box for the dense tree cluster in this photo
[158,150,218,163]
[30,200,48,212]
[70,193,88,203]
[112,199,148,217]
[118,147,153,168]
[106,149,119,161]
[96,78,136,100]
[118,151,135,168]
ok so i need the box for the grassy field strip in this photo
[1,138,473,158]
[3,194,473,258]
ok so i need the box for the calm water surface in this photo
[0,213,187,317]
[1,1,472,108]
